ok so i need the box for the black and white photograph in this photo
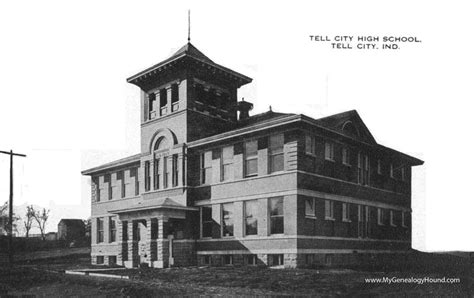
[0,1,473,296]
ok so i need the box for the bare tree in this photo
[1,201,20,236]
[24,205,35,238]
[33,208,50,240]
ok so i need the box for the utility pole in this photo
[0,149,26,267]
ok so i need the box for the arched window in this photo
[342,121,360,137]
[154,137,169,151]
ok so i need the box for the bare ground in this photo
[1,254,472,297]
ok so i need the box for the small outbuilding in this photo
[57,219,85,242]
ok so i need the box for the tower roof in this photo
[126,42,252,88]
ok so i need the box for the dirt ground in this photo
[1,254,472,297]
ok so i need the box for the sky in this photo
[0,1,473,251]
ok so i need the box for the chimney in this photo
[237,98,253,121]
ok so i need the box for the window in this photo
[377,160,382,175]
[200,152,212,185]
[269,254,283,266]
[223,255,233,265]
[130,168,139,196]
[305,135,316,155]
[163,156,169,188]
[96,256,104,265]
[401,167,406,181]
[305,198,316,218]
[153,157,160,190]
[306,254,314,265]
[269,134,284,173]
[104,174,112,200]
[201,206,212,238]
[390,163,394,178]
[171,83,179,111]
[342,147,350,165]
[377,208,385,226]
[246,254,258,266]
[357,205,363,222]
[244,200,258,236]
[148,93,156,120]
[342,203,351,222]
[390,210,396,227]
[402,212,408,228]
[109,256,117,265]
[325,200,335,220]
[202,255,211,265]
[144,161,151,191]
[117,171,125,198]
[159,88,167,116]
[357,153,369,185]
[269,197,284,234]
[221,146,233,182]
[325,142,334,161]
[93,177,100,202]
[97,218,104,243]
[221,203,234,237]
[244,140,258,177]
[172,154,179,187]
[109,217,116,243]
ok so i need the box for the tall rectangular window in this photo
[172,154,179,187]
[269,197,284,234]
[171,83,179,112]
[144,161,151,191]
[390,210,396,227]
[159,88,167,116]
[342,203,350,222]
[305,135,316,155]
[93,177,100,202]
[358,153,369,185]
[377,208,385,226]
[148,93,156,120]
[401,167,406,181]
[305,198,316,218]
[153,156,160,190]
[221,203,234,237]
[325,200,334,220]
[163,156,169,188]
[244,140,258,177]
[342,147,350,165]
[325,142,334,161]
[97,218,104,243]
[269,134,284,173]
[109,217,116,243]
[221,146,233,182]
[201,206,212,238]
[117,171,125,198]
[390,163,394,178]
[130,168,139,196]
[104,174,112,200]
[200,152,212,185]
[244,200,258,236]
[377,160,382,175]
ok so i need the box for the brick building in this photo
[82,42,423,268]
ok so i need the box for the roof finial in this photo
[187,10,191,43]
[269,105,272,112]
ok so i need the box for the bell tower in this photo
[127,42,252,153]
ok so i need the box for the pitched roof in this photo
[316,110,377,144]
[238,110,295,128]
[126,42,252,85]
[81,153,141,175]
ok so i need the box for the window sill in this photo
[325,158,335,162]
[324,217,336,221]
[343,163,351,167]
[342,219,352,223]
[306,153,317,157]
[305,215,317,219]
